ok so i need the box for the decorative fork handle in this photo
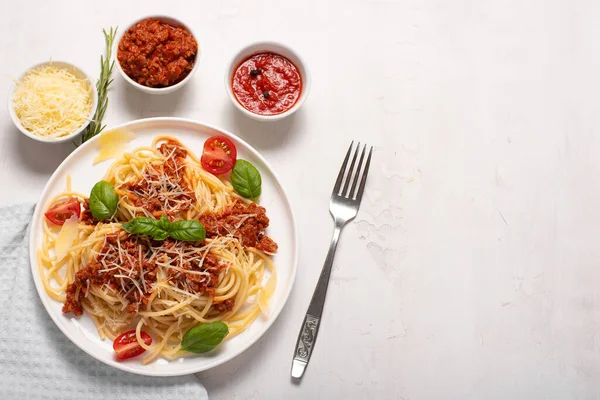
[291,226,342,379]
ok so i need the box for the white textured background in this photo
[2,1,600,399]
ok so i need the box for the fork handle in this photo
[291,226,341,379]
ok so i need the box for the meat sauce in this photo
[121,140,194,218]
[117,18,198,88]
[63,233,226,316]
[199,201,278,253]
[232,52,302,115]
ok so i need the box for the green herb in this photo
[77,27,117,146]
[262,90,270,99]
[157,214,170,231]
[89,181,119,220]
[169,220,206,241]
[230,160,262,199]
[181,322,229,354]
[122,215,206,242]
[122,217,170,240]
[250,68,262,77]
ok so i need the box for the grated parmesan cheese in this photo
[13,64,93,138]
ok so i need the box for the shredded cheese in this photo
[119,152,192,216]
[94,128,136,164]
[13,64,93,138]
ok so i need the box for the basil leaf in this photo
[122,216,206,242]
[89,181,119,220]
[181,322,229,354]
[122,217,169,240]
[230,160,262,199]
[169,220,206,242]
[158,214,170,231]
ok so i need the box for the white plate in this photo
[29,117,298,376]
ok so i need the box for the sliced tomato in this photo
[113,330,152,360]
[44,198,81,226]
[201,136,237,175]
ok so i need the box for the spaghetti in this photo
[37,136,277,364]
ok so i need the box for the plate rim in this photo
[28,116,299,376]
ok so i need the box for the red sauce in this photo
[117,18,198,88]
[232,52,302,116]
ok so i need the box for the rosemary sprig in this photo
[77,27,117,146]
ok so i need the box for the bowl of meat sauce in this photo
[116,16,199,94]
[226,42,310,121]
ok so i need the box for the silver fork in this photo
[291,142,373,379]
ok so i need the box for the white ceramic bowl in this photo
[115,16,200,95]
[225,41,310,121]
[7,61,98,144]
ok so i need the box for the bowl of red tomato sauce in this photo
[226,42,310,121]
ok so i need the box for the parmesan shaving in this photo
[13,64,93,138]
[94,128,137,164]
[258,271,276,317]
[54,215,79,262]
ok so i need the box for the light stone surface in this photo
[1,1,599,399]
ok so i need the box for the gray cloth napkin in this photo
[0,203,208,400]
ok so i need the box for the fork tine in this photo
[341,142,360,197]
[349,144,367,199]
[333,142,354,195]
[355,146,373,202]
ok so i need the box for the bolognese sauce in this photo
[117,18,198,88]
[63,233,226,316]
[119,140,194,218]
[199,201,278,253]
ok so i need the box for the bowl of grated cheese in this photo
[8,61,98,143]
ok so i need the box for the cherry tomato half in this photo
[44,198,81,226]
[201,136,237,175]
[113,330,152,360]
